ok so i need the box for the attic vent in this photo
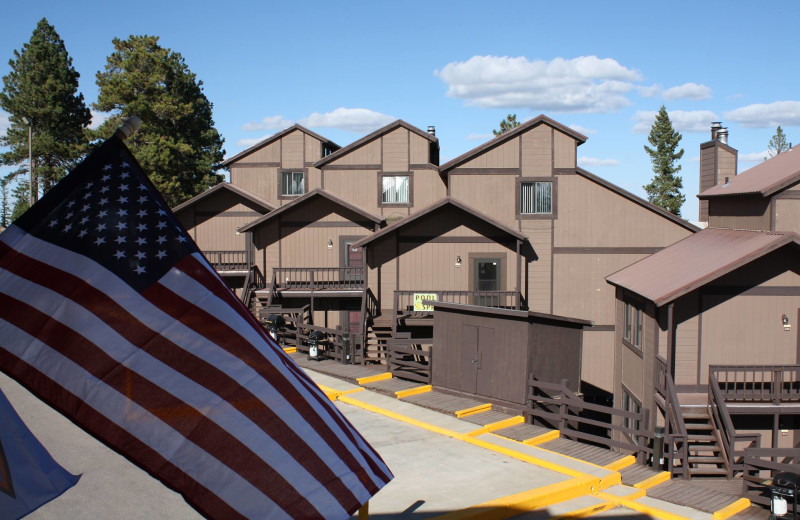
[427,126,436,136]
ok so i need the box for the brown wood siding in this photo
[553,253,649,325]
[450,174,517,226]
[553,129,576,168]
[621,338,646,399]
[306,167,322,192]
[672,294,700,386]
[280,225,366,270]
[327,139,382,166]
[252,225,279,276]
[522,220,552,313]
[237,141,280,163]
[281,130,304,168]
[554,174,691,247]
[708,197,770,230]
[305,134,322,163]
[699,145,717,222]
[368,239,397,313]
[581,330,615,392]
[229,166,278,204]
[774,199,800,233]
[409,133,430,164]
[383,128,409,172]
[412,169,447,214]
[521,126,552,177]
[718,147,737,182]
[179,192,267,252]
[324,170,379,214]
[460,138,520,169]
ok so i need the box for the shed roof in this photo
[426,300,592,326]
[606,228,800,307]
[699,145,800,199]
[220,124,339,167]
[238,188,383,232]
[352,197,526,249]
[171,182,276,214]
[439,115,587,173]
[313,120,437,168]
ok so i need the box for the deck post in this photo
[516,239,521,310]
[666,303,675,377]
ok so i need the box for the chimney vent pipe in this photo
[427,126,435,136]
[718,127,728,144]
[710,122,722,141]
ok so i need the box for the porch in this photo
[391,289,524,333]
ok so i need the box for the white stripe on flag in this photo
[0,317,287,520]
[0,265,349,517]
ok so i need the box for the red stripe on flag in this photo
[174,255,392,487]
[0,292,323,519]
[0,241,365,511]
[0,349,247,520]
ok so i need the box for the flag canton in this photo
[27,145,197,291]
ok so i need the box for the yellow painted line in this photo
[552,500,617,519]
[522,429,560,446]
[596,487,646,502]
[455,403,492,418]
[395,385,432,399]
[338,394,597,479]
[430,474,603,520]
[614,496,694,520]
[356,372,392,385]
[603,455,636,471]
[282,346,297,353]
[633,471,670,490]
[713,498,751,520]
[317,384,364,401]
[465,416,525,437]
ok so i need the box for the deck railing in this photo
[708,372,761,476]
[386,333,433,383]
[526,378,653,463]
[743,450,800,509]
[241,265,265,310]
[393,290,520,321]
[281,317,365,365]
[203,250,250,271]
[710,365,800,403]
[274,267,365,291]
[654,355,689,478]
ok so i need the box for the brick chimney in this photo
[699,122,737,223]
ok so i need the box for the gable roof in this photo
[314,120,438,168]
[699,145,800,199]
[172,182,276,214]
[439,115,588,173]
[606,228,800,307]
[238,189,383,233]
[352,197,526,249]
[220,124,339,167]
[575,168,699,232]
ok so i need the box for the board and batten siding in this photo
[521,125,551,176]
[708,196,771,230]
[774,198,800,233]
[449,174,518,226]
[460,137,520,169]
[231,165,278,205]
[382,128,409,171]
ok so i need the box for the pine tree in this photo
[0,18,91,199]
[493,114,520,136]
[767,126,791,159]
[0,177,9,227]
[643,106,685,216]
[93,35,224,206]
[9,178,30,222]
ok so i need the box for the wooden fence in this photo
[526,378,653,463]
[281,317,365,365]
[743,449,800,509]
[386,333,432,383]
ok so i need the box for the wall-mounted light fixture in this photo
[327,239,333,249]
[455,255,462,267]
[783,314,791,331]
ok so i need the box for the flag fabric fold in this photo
[0,386,79,520]
[0,135,391,519]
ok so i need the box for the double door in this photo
[460,324,494,397]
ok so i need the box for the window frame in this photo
[622,297,644,356]
[378,171,413,208]
[516,177,557,219]
[278,169,307,199]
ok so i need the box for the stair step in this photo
[688,445,722,453]
[688,455,725,463]
[685,423,713,430]
[688,434,716,442]
[682,411,710,420]
[689,467,730,476]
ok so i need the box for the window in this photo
[280,171,304,196]
[381,175,409,204]
[520,181,552,214]
[623,301,643,349]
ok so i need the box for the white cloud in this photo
[688,155,700,163]
[242,115,293,132]
[0,111,9,134]
[466,132,493,140]
[638,84,661,98]
[739,150,770,163]
[633,109,718,134]
[578,156,620,167]
[298,107,395,133]
[725,101,800,128]
[89,110,112,130]
[236,135,272,148]
[662,83,712,101]
[568,124,596,135]
[435,55,642,113]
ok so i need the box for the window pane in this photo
[535,182,552,213]
[520,183,533,214]
[520,182,551,214]
[382,176,409,203]
[624,303,631,340]
[282,172,303,195]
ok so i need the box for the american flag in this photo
[0,135,391,519]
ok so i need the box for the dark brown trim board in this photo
[449,168,520,176]
[554,247,663,255]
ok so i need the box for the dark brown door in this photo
[461,324,494,397]
[342,239,364,333]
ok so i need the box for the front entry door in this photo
[341,237,364,334]
[473,258,501,306]
[461,324,495,397]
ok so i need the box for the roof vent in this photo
[427,126,436,136]
[717,127,728,144]
[710,122,722,140]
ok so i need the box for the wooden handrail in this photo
[710,365,800,403]
[203,250,250,271]
[275,267,366,291]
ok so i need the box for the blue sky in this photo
[2,1,799,221]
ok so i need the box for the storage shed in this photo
[429,301,590,408]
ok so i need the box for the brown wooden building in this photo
[607,126,800,480]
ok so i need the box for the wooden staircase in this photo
[364,318,393,363]
[681,405,729,478]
